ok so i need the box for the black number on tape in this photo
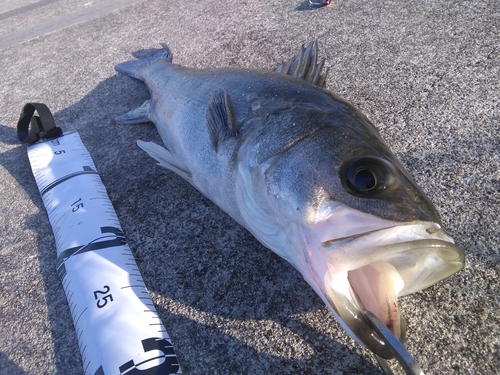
[119,338,180,374]
[71,198,84,212]
[93,286,113,308]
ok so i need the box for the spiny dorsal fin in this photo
[275,41,330,88]
[206,89,237,152]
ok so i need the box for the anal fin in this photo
[137,140,192,182]
[116,100,151,124]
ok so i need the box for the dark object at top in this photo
[309,0,331,7]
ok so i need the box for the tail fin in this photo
[115,43,173,80]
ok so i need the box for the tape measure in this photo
[18,103,182,375]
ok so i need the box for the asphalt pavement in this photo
[0,0,498,374]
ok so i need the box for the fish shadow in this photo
[1,70,381,374]
[0,352,30,375]
[132,47,165,58]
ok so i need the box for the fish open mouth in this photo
[316,222,465,359]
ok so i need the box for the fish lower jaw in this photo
[322,266,400,359]
[311,222,465,358]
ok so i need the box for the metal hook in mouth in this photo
[351,290,424,375]
[347,283,424,375]
[362,309,424,375]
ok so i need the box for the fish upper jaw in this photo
[299,214,465,359]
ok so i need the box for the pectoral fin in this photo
[206,89,238,152]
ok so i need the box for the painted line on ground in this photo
[0,0,145,51]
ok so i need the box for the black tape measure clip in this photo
[17,103,63,144]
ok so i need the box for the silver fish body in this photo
[115,42,465,359]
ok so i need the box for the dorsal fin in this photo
[206,89,237,152]
[275,41,330,88]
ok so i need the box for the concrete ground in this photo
[0,0,498,374]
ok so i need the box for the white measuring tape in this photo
[18,103,182,375]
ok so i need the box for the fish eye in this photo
[352,169,377,191]
[342,157,397,196]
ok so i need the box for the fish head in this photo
[237,99,465,358]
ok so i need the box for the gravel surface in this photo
[0,0,498,374]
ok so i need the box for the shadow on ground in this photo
[0,70,382,373]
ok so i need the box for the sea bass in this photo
[115,42,465,359]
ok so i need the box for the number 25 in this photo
[93,286,113,308]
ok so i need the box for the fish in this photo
[115,41,465,360]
